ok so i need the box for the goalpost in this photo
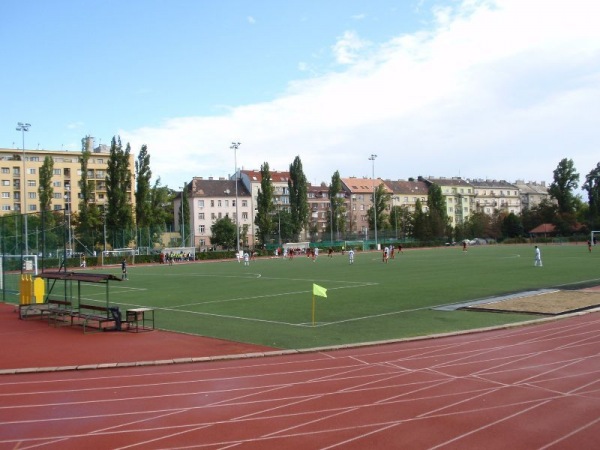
[0,254,38,291]
[101,248,138,266]
[344,240,366,251]
[592,231,599,246]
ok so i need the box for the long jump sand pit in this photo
[465,287,600,315]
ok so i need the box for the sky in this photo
[1,0,599,192]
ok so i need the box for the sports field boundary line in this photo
[2,307,598,376]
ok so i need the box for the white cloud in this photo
[331,30,370,65]
[123,0,600,190]
[247,16,256,25]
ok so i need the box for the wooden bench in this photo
[71,304,122,334]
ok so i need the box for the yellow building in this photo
[0,139,135,215]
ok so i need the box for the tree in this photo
[210,216,236,249]
[583,162,600,230]
[106,136,134,248]
[254,162,275,246]
[135,145,152,229]
[502,212,524,238]
[412,199,427,240]
[38,155,54,212]
[178,184,190,247]
[288,156,309,241]
[549,158,580,215]
[76,136,102,253]
[328,171,346,239]
[367,183,391,232]
[426,183,448,239]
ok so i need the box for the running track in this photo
[1,311,599,449]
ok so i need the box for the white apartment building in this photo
[176,177,253,249]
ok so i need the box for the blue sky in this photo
[2,0,599,191]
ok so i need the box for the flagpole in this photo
[312,294,315,326]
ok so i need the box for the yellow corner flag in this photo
[313,283,327,298]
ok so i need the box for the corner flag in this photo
[313,283,327,298]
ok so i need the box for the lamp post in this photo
[230,142,241,253]
[16,122,31,254]
[369,154,378,249]
[180,185,185,247]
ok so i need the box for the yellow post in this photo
[19,274,31,305]
[33,277,45,304]
[312,295,315,326]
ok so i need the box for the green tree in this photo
[549,158,580,215]
[106,136,134,248]
[38,155,54,212]
[135,145,152,229]
[178,184,190,247]
[367,183,391,232]
[412,199,427,240]
[328,171,346,239]
[254,162,275,246]
[583,162,600,230]
[210,216,236,249]
[501,212,524,238]
[76,136,102,253]
[288,156,309,241]
[426,183,448,239]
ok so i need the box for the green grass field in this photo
[21,244,600,349]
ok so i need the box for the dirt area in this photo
[466,289,600,315]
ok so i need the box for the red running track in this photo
[1,311,599,449]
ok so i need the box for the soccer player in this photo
[534,246,542,267]
[243,252,250,266]
[348,248,355,264]
[121,258,128,280]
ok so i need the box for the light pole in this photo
[180,185,185,247]
[330,202,333,243]
[230,142,241,253]
[369,154,378,249]
[16,122,31,254]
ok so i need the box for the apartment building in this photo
[384,179,429,213]
[341,177,393,237]
[422,177,475,226]
[176,177,253,249]
[468,179,521,215]
[238,169,292,244]
[513,180,551,210]
[0,140,134,215]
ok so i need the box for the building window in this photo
[53,193,62,199]
[1,168,9,174]
[225,200,229,207]
[2,180,9,186]
[200,239,206,246]
[198,200,204,208]
[242,200,248,207]
[210,200,214,207]
[53,181,61,187]
[199,225,205,233]
[28,168,36,175]
[218,212,222,219]
[242,212,248,219]
[198,213,205,220]
[211,213,216,220]
[28,204,37,211]
[28,180,36,187]
[53,169,62,175]
[218,200,222,207]
[13,168,20,176]
[28,192,36,199]
[2,205,11,211]
[1,192,9,198]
